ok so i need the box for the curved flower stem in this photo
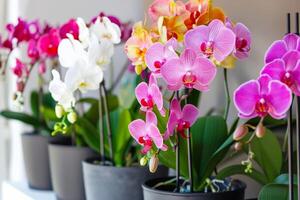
[185,88,193,192]
[223,68,231,121]
[175,91,180,192]
[102,81,114,165]
[98,82,105,162]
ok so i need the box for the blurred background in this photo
[0,0,299,199]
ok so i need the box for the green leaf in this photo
[250,129,282,182]
[188,90,201,107]
[229,117,239,135]
[216,165,268,185]
[30,91,40,119]
[42,92,56,109]
[259,183,297,200]
[0,110,40,128]
[274,174,297,185]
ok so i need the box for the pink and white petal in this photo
[161,59,185,86]
[167,83,183,91]
[234,23,251,44]
[149,84,163,110]
[149,124,163,148]
[182,104,199,125]
[282,50,300,71]
[238,112,258,119]
[193,57,217,85]
[145,43,165,72]
[257,74,273,95]
[170,98,181,116]
[291,61,300,96]
[233,80,260,116]
[184,26,209,54]
[166,37,178,49]
[193,82,209,92]
[146,111,158,125]
[208,19,226,41]
[234,51,250,60]
[135,82,149,103]
[260,59,285,81]
[264,40,287,63]
[149,73,158,86]
[128,119,147,142]
[181,48,197,67]
[269,112,287,120]
[213,28,236,62]
[283,33,299,50]
[166,111,179,139]
[267,80,292,117]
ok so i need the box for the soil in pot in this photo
[83,157,169,200]
[142,177,246,200]
[22,132,68,190]
[49,139,97,200]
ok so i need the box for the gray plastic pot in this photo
[21,132,66,190]
[82,158,169,200]
[143,177,246,200]
[49,140,96,200]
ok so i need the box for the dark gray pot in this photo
[21,132,65,190]
[83,158,169,200]
[49,141,96,200]
[143,177,246,200]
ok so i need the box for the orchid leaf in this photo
[30,91,40,119]
[0,110,40,128]
[259,183,297,200]
[42,92,56,109]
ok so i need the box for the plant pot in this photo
[21,132,67,190]
[142,177,246,200]
[49,140,96,200]
[82,157,169,200]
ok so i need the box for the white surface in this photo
[2,181,55,200]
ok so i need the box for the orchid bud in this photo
[55,104,64,118]
[233,125,248,141]
[140,156,148,166]
[234,142,243,151]
[256,123,266,138]
[67,111,77,124]
[16,81,25,92]
[149,155,159,173]
[135,65,143,75]
[38,62,46,75]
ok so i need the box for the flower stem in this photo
[109,60,130,92]
[223,68,231,121]
[102,81,114,165]
[98,82,105,162]
[175,91,180,192]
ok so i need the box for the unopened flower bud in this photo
[135,65,143,75]
[233,125,248,141]
[234,142,243,151]
[16,81,25,92]
[256,123,266,138]
[67,111,77,124]
[149,155,159,173]
[55,104,64,118]
[140,156,148,166]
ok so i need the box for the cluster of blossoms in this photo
[126,0,251,169]
[49,13,126,131]
[233,33,300,171]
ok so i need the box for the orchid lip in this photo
[200,41,214,57]
[255,97,269,117]
[141,97,154,109]
[182,71,197,88]
[281,71,294,87]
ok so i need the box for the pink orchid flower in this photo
[9,18,40,43]
[226,18,251,59]
[59,19,79,40]
[128,111,166,154]
[165,98,199,139]
[135,74,165,116]
[265,33,300,63]
[37,29,61,57]
[161,48,216,91]
[234,74,292,119]
[261,50,300,96]
[145,38,178,77]
[27,39,40,62]
[184,19,235,62]
[12,59,28,78]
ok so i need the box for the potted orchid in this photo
[0,18,63,190]
[125,0,253,199]
[47,13,161,200]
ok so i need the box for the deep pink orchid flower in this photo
[165,98,199,139]
[234,74,292,119]
[59,19,79,40]
[135,74,165,116]
[184,19,235,62]
[37,29,60,57]
[27,39,40,62]
[161,48,216,91]
[12,59,28,78]
[128,111,166,154]
[265,33,300,63]
[226,18,251,59]
[261,50,300,96]
[145,38,178,77]
[9,18,40,43]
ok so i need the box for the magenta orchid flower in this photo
[59,19,79,40]
[27,39,40,62]
[135,74,165,116]
[37,29,60,57]
[161,48,216,91]
[12,59,28,78]
[145,38,178,76]
[165,98,199,139]
[184,19,236,62]
[265,33,300,63]
[261,50,300,96]
[234,74,292,119]
[128,111,166,154]
[8,18,40,43]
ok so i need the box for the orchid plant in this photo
[126,0,253,193]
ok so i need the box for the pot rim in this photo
[48,142,92,150]
[83,157,143,169]
[142,177,246,197]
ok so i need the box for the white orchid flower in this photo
[90,16,121,44]
[58,34,87,68]
[49,70,75,110]
[76,17,90,48]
